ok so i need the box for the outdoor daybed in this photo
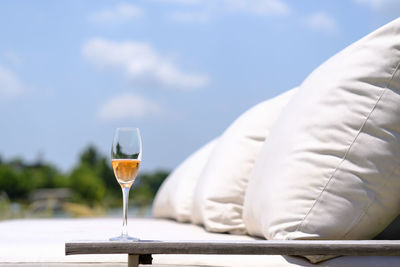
[1,217,400,266]
[64,16,400,266]
[4,15,400,267]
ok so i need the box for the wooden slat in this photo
[65,240,400,256]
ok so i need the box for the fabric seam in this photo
[341,62,400,239]
[296,60,400,234]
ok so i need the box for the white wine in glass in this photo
[110,127,142,241]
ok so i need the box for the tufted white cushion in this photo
[243,17,400,263]
[191,88,296,234]
[152,139,217,222]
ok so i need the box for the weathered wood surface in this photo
[65,240,400,256]
[128,254,138,267]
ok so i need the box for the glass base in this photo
[109,234,139,241]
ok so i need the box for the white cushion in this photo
[191,88,296,233]
[152,139,217,222]
[243,17,400,263]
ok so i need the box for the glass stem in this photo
[121,186,131,237]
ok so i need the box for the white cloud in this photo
[82,38,209,90]
[169,11,209,22]
[0,64,25,98]
[224,0,291,16]
[88,3,143,24]
[98,93,159,120]
[305,12,338,33]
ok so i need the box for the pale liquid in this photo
[112,159,141,188]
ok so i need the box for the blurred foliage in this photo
[70,164,106,205]
[132,170,169,207]
[0,145,169,219]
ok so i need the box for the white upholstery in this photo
[243,17,400,263]
[152,139,217,222]
[1,218,400,266]
[191,89,296,234]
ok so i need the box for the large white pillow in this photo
[243,17,400,263]
[152,139,217,222]
[191,88,296,234]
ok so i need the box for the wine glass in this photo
[110,127,142,241]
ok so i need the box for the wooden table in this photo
[65,240,400,267]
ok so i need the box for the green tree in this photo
[0,145,170,210]
[79,145,119,193]
[69,145,118,205]
[80,145,100,168]
[0,165,30,199]
[69,164,105,205]
[22,163,65,189]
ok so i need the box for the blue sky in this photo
[0,0,398,172]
